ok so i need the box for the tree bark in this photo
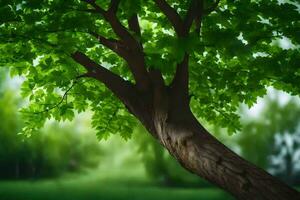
[128,81,300,200]
[154,111,299,199]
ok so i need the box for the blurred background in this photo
[0,67,300,200]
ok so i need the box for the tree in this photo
[0,0,299,199]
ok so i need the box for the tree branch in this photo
[128,14,142,37]
[108,0,121,14]
[153,1,204,102]
[21,76,86,115]
[170,54,189,105]
[71,51,156,134]
[184,0,204,35]
[71,51,135,103]
[154,0,205,36]
[153,0,185,36]
[82,0,133,43]
[89,32,125,56]
[89,31,150,90]
[82,0,151,90]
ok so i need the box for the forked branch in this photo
[153,0,203,100]
[83,0,134,44]
[153,0,185,36]
[82,0,150,90]
[184,0,204,35]
[154,0,204,37]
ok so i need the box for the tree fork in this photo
[83,0,151,91]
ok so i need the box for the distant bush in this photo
[0,89,102,180]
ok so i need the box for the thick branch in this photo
[153,1,202,103]
[71,51,134,103]
[71,51,158,137]
[83,0,134,44]
[107,14,137,45]
[154,0,205,36]
[184,0,204,35]
[170,54,189,100]
[108,0,121,14]
[83,0,150,90]
[89,32,150,90]
[154,0,185,36]
[128,14,142,37]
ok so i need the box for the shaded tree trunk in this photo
[127,77,300,200]
[153,109,299,199]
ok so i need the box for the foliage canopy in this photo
[0,0,299,139]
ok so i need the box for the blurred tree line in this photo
[0,69,101,179]
[238,94,300,185]
[0,69,300,186]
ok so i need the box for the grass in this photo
[0,169,233,200]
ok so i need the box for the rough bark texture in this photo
[155,113,300,200]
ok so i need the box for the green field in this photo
[0,169,233,200]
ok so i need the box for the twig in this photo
[20,75,87,115]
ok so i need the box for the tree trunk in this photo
[154,110,299,199]
[128,81,300,200]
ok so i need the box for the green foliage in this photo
[0,0,299,137]
[91,93,137,140]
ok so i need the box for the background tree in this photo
[0,0,299,199]
[238,93,300,172]
[251,92,300,186]
[213,90,300,186]
[0,69,102,179]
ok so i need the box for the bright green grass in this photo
[0,170,233,200]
